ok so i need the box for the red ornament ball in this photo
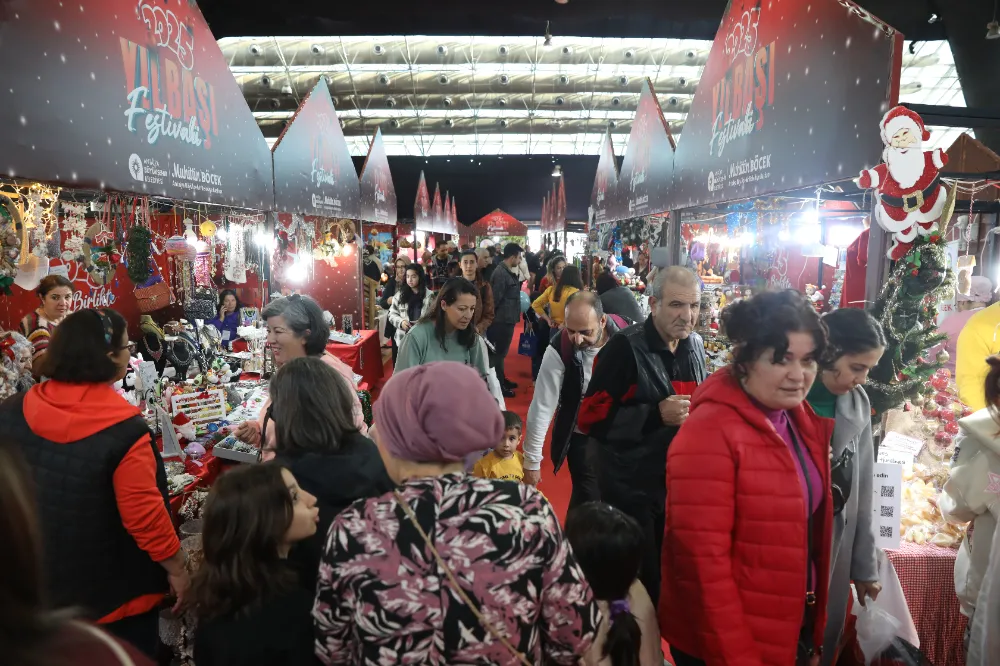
[945,420,960,435]
[939,409,955,422]
[922,405,939,419]
[931,376,949,391]
[930,234,941,243]
[934,392,952,406]
[911,268,919,277]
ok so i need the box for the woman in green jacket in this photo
[807,307,886,665]
[396,277,489,381]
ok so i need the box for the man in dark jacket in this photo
[523,291,630,509]
[595,272,644,323]
[487,243,523,398]
[579,266,707,605]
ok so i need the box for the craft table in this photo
[884,542,966,666]
[326,329,384,387]
[162,446,223,521]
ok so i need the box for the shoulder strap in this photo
[73,622,136,666]
[559,329,573,367]
[607,314,629,330]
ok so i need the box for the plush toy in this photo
[173,412,197,442]
[855,106,951,260]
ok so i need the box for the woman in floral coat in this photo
[313,362,600,665]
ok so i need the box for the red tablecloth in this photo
[884,543,966,666]
[161,441,223,521]
[326,329,384,387]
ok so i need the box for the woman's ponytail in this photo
[603,600,642,666]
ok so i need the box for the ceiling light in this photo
[310,44,325,56]
[561,46,573,55]
[618,75,629,87]
[498,119,509,128]
[499,74,511,85]
[608,120,617,129]
[928,13,940,23]
[498,97,508,107]
[389,119,400,128]
[437,45,449,56]
[268,98,280,109]
[248,43,262,57]
[667,97,679,106]
[377,74,391,86]
[557,74,569,85]
[444,118,454,127]
[260,75,272,88]
[611,96,621,106]
[989,20,1000,39]
[386,97,396,108]
[678,77,687,87]
[552,164,562,177]
[555,96,566,105]
[438,74,450,85]
[372,44,385,55]
[624,49,635,59]
[543,21,553,48]
[498,45,510,56]
[443,96,454,107]
[280,84,293,96]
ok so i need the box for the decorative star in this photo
[987,472,1000,496]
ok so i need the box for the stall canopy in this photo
[669,0,903,209]
[414,171,431,231]
[272,77,360,217]
[591,130,621,225]
[0,0,272,209]
[471,209,528,237]
[616,78,676,220]
[358,128,397,224]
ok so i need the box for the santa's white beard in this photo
[884,146,925,189]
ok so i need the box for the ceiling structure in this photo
[220,35,969,157]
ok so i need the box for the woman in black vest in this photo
[0,308,187,658]
[0,437,156,665]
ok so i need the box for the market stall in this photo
[586,80,674,299]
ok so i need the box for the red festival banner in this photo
[0,0,273,208]
[432,184,444,233]
[358,128,397,224]
[670,0,903,208]
[591,130,620,225]
[272,78,360,217]
[414,171,432,233]
[541,194,549,233]
[443,193,452,234]
[617,79,676,219]
[451,196,458,228]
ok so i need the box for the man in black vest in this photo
[522,291,630,509]
[579,266,707,605]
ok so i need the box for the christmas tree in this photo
[865,232,954,419]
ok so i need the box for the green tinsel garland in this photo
[865,233,955,421]
[357,389,373,427]
[126,225,153,285]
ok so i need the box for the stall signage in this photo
[358,129,397,224]
[670,0,903,209]
[414,171,432,233]
[591,131,620,226]
[872,462,903,549]
[272,79,360,217]
[616,79,677,219]
[0,0,273,208]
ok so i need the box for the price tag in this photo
[881,431,924,457]
[877,447,915,468]
[872,462,902,550]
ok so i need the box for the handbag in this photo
[517,323,537,358]
[394,490,532,666]
[134,260,173,313]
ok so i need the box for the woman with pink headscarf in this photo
[314,362,600,665]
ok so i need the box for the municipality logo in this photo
[128,154,144,182]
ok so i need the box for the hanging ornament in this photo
[199,219,217,238]
[61,202,89,262]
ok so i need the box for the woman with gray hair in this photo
[234,295,367,449]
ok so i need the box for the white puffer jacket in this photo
[941,408,1000,619]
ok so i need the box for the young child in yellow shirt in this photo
[473,411,524,481]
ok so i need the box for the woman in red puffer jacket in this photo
[661,290,834,666]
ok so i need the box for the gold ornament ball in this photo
[912,393,926,407]
[936,349,950,364]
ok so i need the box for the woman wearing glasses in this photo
[806,308,885,665]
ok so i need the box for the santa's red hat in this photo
[173,412,191,426]
[881,105,930,145]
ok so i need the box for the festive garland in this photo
[126,224,153,285]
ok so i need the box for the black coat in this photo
[599,286,644,324]
[194,585,320,666]
[275,431,395,589]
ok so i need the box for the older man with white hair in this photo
[578,265,707,606]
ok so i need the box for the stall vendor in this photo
[207,289,241,350]
[19,275,74,367]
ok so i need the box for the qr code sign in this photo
[880,506,894,518]
[880,525,894,538]
[880,485,895,498]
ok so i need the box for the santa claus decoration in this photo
[855,106,951,260]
